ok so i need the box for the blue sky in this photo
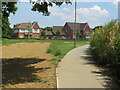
[9,1,118,28]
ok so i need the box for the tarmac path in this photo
[57,45,112,88]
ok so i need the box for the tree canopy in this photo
[30,0,72,16]
[56,30,60,36]
[1,2,18,38]
[42,27,53,31]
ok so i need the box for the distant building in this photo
[52,26,67,39]
[13,22,91,39]
[13,22,41,38]
[62,22,91,39]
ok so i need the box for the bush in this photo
[90,20,120,80]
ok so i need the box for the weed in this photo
[54,50,62,56]
[42,80,49,83]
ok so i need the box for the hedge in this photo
[90,20,120,81]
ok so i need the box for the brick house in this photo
[62,22,91,39]
[13,22,41,38]
[52,26,67,39]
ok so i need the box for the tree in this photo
[1,2,18,38]
[56,30,60,36]
[26,22,33,38]
[76,31,80,38]
[2,16,13,38]
[92,26,103,31]
[42,27,52,31]
[41,31,46,36]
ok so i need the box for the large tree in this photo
[1,2,18,38]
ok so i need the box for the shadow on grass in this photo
[2,58,50,85]
[80,47,120,89]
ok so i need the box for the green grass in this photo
[48,58,61,67]
[2,38,89,59]
[46,39,89,58]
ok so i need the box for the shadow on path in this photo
[81,47,120,89]
[2,58,50,85]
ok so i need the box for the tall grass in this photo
[90,20,120,81]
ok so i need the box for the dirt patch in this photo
[64,41,73,43]
[1,43,56,88]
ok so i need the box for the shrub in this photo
[90,20,120,80]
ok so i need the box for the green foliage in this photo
[90,20,120,80]
[42,27,52,31]
[2,2,18,17]
[2,2,18,38]
[13,24,19,28]
[31,1,72,16]
[92,26,103,31]
[56,30,60,36]
[26,22,33,38]
[2,16,13,38]
[47,48,52,53]
[41,31,46,36]
[27,22,33,33]
[54,50,62,56]
[76,31,80,38]
[42,80,49,83]
[49,58,61,67]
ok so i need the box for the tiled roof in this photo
[66,22,87,32]
[53,26,66,35]
[14,22,40,29]
[45,31,53,36]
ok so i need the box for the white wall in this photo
[19,29,29,33]
[19,29,40,33]
[32,29,40,33]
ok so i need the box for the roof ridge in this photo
[66,22,87,24]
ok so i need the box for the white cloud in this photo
[49,5,110,27]
[113,0,119,7]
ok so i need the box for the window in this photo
[34,29,38,33]
[34,35,38,38]
[20,34,24,38]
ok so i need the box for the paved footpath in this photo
[57,45,109,88]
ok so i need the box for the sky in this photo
[9,0,119,28]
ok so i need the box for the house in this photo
[62,22,91,39]
[13,22,41,38]
[52,26,67,38]
[40,30,54,39]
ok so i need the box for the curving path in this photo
[56,45,112,88]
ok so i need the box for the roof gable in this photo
[66,22,87,32]
[14,22,40,29]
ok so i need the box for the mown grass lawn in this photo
[2,38,89,59]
